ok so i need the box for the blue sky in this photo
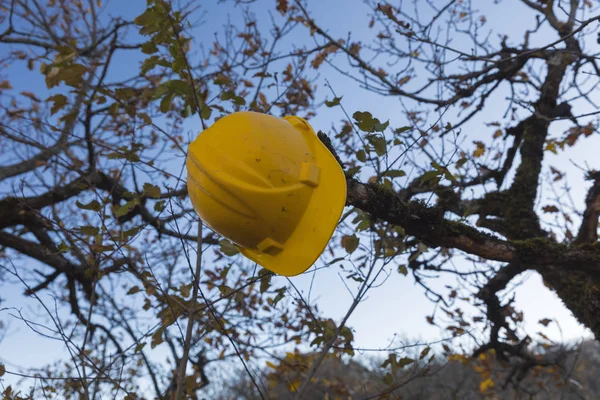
[1,0,598,392]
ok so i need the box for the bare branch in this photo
[575,171,600,244]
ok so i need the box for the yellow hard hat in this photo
[186,111,347,276]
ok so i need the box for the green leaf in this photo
[430,161,443,170]
[356,150,367,162]
[340,326,354,341]
[354,111,389,132]
[159,92,174,112]
[134,7,162,29]
[356,219,370,231]
[180,104,192,118]
[430,161,457,184]
[114,87,137,100]
[122,226,142,238]
[455,157,468,169]
[180,283,192,298]
[200,104,212,120]
[139,113,152,125]
[214,75,231,86]
[221,90,246,106]
[164,79,190,95]
[75,225,99,236]
[323,318,337,339]
[443,169,458,184]
[397,357,415,368]
[420,170,442,184]
[341,234,359,254]
[232,95,246,106]
[153,80,190,101]
[107,145,141,162]
[127,286,142,295]
[113,199,139,218]
[381,354,394,368]
[141,56,170,75]
[219,239,239,256]
[346,166,361,178]
[259,269,272,294]
[220,91,234,101]
[154,200,166,212]
[353,111,372,131]
[374,120,389,132]
[395,126,411,134]
[151,327,164,348]
[134,343,146,353]
[325,96,342,107]
[76,199,101,211]
[143,183,161,198]
[218,285,234,296]
[368,135,387,156]
[141,41,158,54]
[57,242,70,253]
[383,372,393,385]
[398,264,408,276]
[109,102,119,116]
[384,170,406,178]
[272,288,286,306]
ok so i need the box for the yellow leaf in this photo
[473,365,486,373]
[266,361,277,369]
[493,129,502,139]
[448,354,469,364]
[47,94,68,115]
[398,76,411,85]
[473,141,485,158]
[545,141,558,154]
[288,380,301,392]
[479,377,494,393]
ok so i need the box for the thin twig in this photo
[174,222,203,400]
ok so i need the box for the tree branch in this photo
[575,171,600,244]
[346,178,516,262]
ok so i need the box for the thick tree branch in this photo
[0,170,217,244]
[0,231,85,281]
[477,262,525,352]
[319,132,600,273]
[575,171,600,244]
[346,178,516,262]
[505,39,578,239]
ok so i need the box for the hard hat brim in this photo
[240,138,347,277]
